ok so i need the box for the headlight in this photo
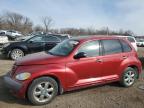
[15,72,31,81]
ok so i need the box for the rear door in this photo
[100,39,123,81]
[66,40,103,87]
[120,39,133,61]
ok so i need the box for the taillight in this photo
[134,52,138,58]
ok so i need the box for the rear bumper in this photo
[3,75,22,92]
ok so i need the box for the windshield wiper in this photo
[47,51,55,55]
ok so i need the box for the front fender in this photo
[15,64,67,91]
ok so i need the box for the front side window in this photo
[77,40,100,57]
[102,39,122,55]
[45,36,61,42]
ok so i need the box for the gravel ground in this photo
[0,47,144,108]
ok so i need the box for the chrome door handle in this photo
[96,59,103,63]
[123,56,127,59]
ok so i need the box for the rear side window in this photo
[102,39,122,55]
[45,36,60,42]
[127,37,135,42]
[29,35,45,42]
[55,35,69,41]
[120,40,132,52]
[77,40,100,57]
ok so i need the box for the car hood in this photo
[16,52,66,66]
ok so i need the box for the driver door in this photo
[26,35,45,53]
[66,40,103,88]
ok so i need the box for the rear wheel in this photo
[27,77,58,105]
[120,67,138,87]
[10,48,24,60]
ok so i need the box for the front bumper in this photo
[3,75,22,92]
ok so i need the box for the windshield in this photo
[48,40,79,56]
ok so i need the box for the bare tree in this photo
[0,16,3,29]
[4,11,22,30]
[41,16,53,33]
[124,30,134,36]
[33,25,44,32]
[3,11,33,34]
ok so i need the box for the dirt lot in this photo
[0,48,144,108]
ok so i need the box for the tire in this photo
[27,77,58,105]
[10,48,24,60]
[120,67,138,87]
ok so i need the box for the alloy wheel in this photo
[11,49,24,60]
[33,82,54,103]
[124,70,135,86]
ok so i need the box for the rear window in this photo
[127,37,135,42]
[120,40,132,52]
[102,39,122,55]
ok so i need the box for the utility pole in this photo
[106,27,109,36]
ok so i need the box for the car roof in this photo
[116,35,135,38]
[71,35,126,42]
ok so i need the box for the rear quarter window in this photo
[120,40,132,52]
[127,37,135,42]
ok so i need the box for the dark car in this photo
[3,36,142,105]
[1,34,69,60]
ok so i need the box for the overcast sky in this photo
[0,0,144,35]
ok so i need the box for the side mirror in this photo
[74,52,87,59]
[28,40,34,43]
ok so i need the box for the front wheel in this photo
[120,67,138,87]
[27,77,58,105]
[10,48,24,60]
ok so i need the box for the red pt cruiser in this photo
[4,36,142,105]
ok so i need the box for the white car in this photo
[6,30,22,39]
[136,39,144,47]
[0,30,7,35]
[0,35,9,47]
[116,36,138,51]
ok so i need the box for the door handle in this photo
[122,56,127,59]
[96,59,103,63]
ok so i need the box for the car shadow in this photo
[0,54,10,60]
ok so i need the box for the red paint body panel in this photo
[5,36,142,98]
